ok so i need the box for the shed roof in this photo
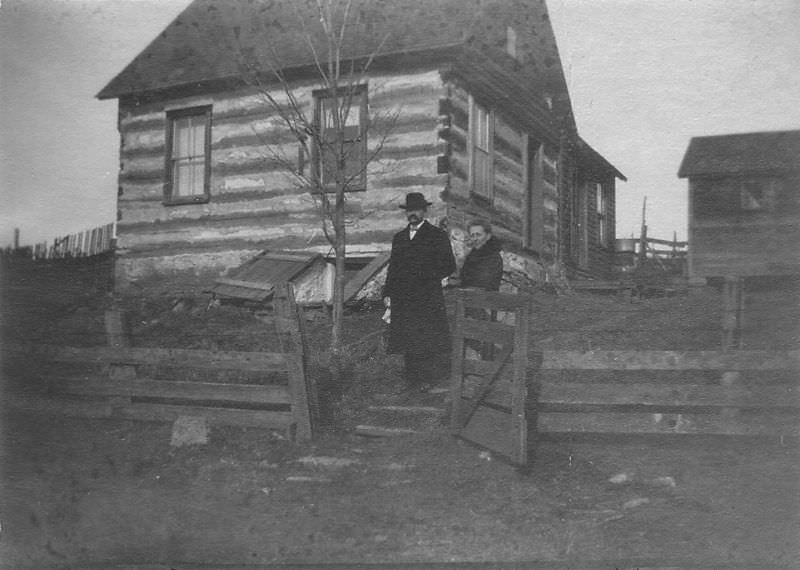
[678,130,800,178]
[212,250,323,303]
[96,0,570,115]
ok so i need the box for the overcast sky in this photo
[1,0,799,247]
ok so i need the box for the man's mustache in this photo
[407,214,421,223]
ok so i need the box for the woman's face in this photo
[468,225,489,249]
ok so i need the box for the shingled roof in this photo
[678,130,800,178]
[97,0,570,115]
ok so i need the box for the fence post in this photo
[721,276,744,351]
[274,283,316,441]
[105,309,130,349]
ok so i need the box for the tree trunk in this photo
[330,186,346,355]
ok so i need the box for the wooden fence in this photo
[6,284,318,441]
[448,290,799,466]
[2,222,115,260]
[534,350,800,438]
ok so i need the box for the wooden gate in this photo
[449,289,533,465]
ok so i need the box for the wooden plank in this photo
[275,282,314,441]
[510,304,530,465]
[459,319,514,345]
[214,278,275,292]
[538,381,800,409]
[19,345,290,372]
[113,402,293,429]
[61,377,292,405]
[343,251,391,302]
[449,294,467,432]
[537,410,800,437]
[459,404,513,459]
[540,350,800,371]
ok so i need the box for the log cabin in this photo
[97,0,625,297]
[678,130,800,279]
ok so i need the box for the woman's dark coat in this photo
[383,221,456,356]
[460,236,503,291]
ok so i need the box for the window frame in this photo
[595,182,611,247]
[311,84,368,193]
[468,95,495,202]
[163,105,212,206]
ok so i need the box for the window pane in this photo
[174,117,191,158]
[190,120,205,157]
[474,150,490,196]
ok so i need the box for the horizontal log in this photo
[537,410,800,437]
[60,377,292,405]
[540,350,800,371]
[10,344,290,372]
[537,381,800,409]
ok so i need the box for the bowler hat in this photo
[399,192,432,210]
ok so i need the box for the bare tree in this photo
[226,0,398,362]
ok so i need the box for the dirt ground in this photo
[1,286,799,567]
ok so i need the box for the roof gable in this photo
[97,0,571,120]
[678,130,800,178]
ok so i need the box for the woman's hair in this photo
[467,218,492,234]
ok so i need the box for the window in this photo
[740,179,776,211]
[164,106,211,204]
[506,26,518,60]
[470,96,494,200]
[313,85,367,192]
[694,177,779,218]
[595,183,611,246]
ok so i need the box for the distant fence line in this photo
[3,222,115,260]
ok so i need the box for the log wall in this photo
[442,82,560,259]
[115,68,448,290]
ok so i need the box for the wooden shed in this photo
[678,130,800,279]
[97,0,625,294]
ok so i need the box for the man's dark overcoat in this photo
[383,221,456,356]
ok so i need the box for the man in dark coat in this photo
[459,219,503,291]
[383,192,456,390]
